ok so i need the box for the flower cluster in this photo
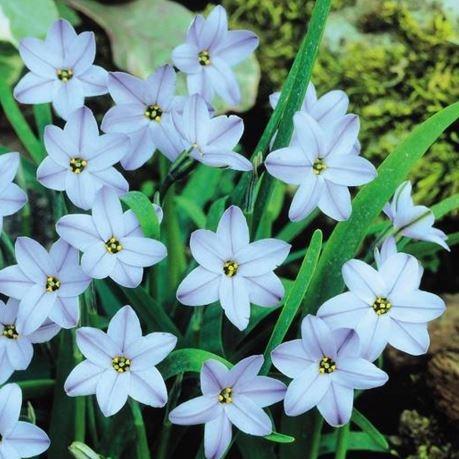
[0,5,449,459]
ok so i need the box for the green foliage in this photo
[223,0,459,204]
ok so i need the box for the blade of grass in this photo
[351,409,388,451]
[33,103,52,140]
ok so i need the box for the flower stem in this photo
[0,80,45,164]
[307,410,324,459]
[334,423,350,459]
[129,400,151,459]
[33,103,52,140]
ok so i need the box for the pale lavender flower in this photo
[265,112,376,222]
[37,106,129,210]
[56,187,167,288]
[65,305,176,416]
[172,94,252,171]
[169,355,286,459]
[14,19,108,120]
[0,298,60,384]
[0,152,27,233]
[177,206,290,331]
[270,82,360,154]
[384,181,449,250]
[0,383,50,457]
[172,5,258,105]
[0,238,91,335]
[272,315,387,426]
[101,65,186,170]
[317,253,446,361]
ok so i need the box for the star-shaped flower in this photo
[271,315,388,426]
[172,94,252,171]
[37,106,129,210]
[384,181,449,250]
[0,152,27,233]
[0,238,91,335]
[0,384,50,457]
[270,82,360,154]
[65,305,177,416]
[0,298,60,384]
[169,355,286,459]
[172,5,258,105]
[265,112,376,222]
[56,187,167,288]
[317,253,446,361]
[14,19,108,119]
[177,205,290,330]
[101,65,185,170]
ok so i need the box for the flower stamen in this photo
[69,157,88,174]
[2,324,19,340]
[319,356,336,374]
[105,237,123,254]
[313,158,327,175]
[112,355,131,373]
[198,50,211,66]
[46,276,61,292]
[218,387,233,404]
[144,104,163,122]
[223,260,238,277]
[56,68,74,82]
[372,296,392,315]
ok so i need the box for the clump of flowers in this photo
[0,4,453,459]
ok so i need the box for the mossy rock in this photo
[223,0,459,205]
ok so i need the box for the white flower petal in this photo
[129,367,168,407]
[64,360,104,396]
[96,370,130,417]
[177,267,221,306]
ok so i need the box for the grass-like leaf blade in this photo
[351,409,389,451]
[121,190,160,239]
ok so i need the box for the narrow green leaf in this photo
[33,103,52,140]
[174,195,207,229]
[334,423,350,459]
[17,379,55,398]
[319,431,391,455]
[158,349,231,380]
[351,409,389,451]
[431,193,459,219]
[303,101,459,313]
[264,432,295,444]
[276,209,320,243]
[129,400,150,459]
[261,230,322,375]
[121,191,159,239]
[199,304,224,355]
[206,196,228,231]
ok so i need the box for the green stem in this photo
[86,397,99,448]
[334,424,350,459]
[33,103,52,140]
[307,411,324,459]
[0,231,16,266]
[0,80,45,164]
[129,400,151,459]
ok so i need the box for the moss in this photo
[223,0,459,204]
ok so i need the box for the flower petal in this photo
[92,168,129,197]
[13,73,57,104]
[288,175,322,222]
[78,65,108,96]
[76,327,119,367]
[317,383,353,427]
[201,359,229,395]
[172,43,200,74]
[204,411,232,459]
[313,90,349,126]
[52,78,85,120]
[15,237,54,281]
[216,206,249,255]
[207,115,243,150]
[199,5,228,51]
[271,339,313,378]
[107,71,146,105]
[96,370,130,416]
[318,181,352,221]
[390,290,445,323]
[293,112,327,159]
[129,367,168,407]
[176,267,221,306]
[0,383,21,433]
[6,339,33,371]
[4,421,50,457]
[236,375,286,407]
[19,38,58,77]
[107,305,142,351]
[342,259,386,303]
[0,183,27,217]
[207,58,240,106]
[145,64,176,108]
[128,332,177,370]
[265,147,312,185]
[121,126,155,171]
[354,310,390,362]
[56,214,100,251]
[284,364,330,416]
[64,360,104,396]
[81,242,117,279]
[169,396,221,425]
[64,31,95,75]
[326,155,376,186]
[190,229,227,273]
[325,114,359,157]
[87,133,130,171]
[27,320,60,344]
[110,261,143,288]
[92,187,124,240]
[380,253,421,297]
[216,30,258,65]
[226,395,272,436]
[334,358,388,389]
[0,265,33,299]
[199,150,253,172]
[49,296,79,329]
[301,315,337,360]
[101,104,147,134]
[219,276,250,331]
[118,237,167,267]
[245,272,285,307]
[37,157,67,191]
[65,171,98,210]
[387,320,430,356]
[43,124,74,167]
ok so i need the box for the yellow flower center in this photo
[70,157,88,174]
[56,68,74,82]
[144,104,163,122]
[2,324,19,340]
[105,237,123,254]
[372,296,392,315]
[223,260,239,277]
[45,276,61,292]
[313,158,327,175]
[198,50,211,66]
[112,355,131,373]
[319,356,336,374]
[218,387,233,404]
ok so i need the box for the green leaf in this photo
[206,196,228,231]
[121,190,160,239]
[0,0,59,44]
[351,409,389,451]
[199,304,224,355]
[17,379,55,398]
[264,432,295,444]
[158,348,231,380]
[431,193,459,219]
[261,230,322,375]
[0,43,23,85]
[174,195,207,229]
[276,210,320,242]
[303,101,459,313]
[319,431,391,455]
